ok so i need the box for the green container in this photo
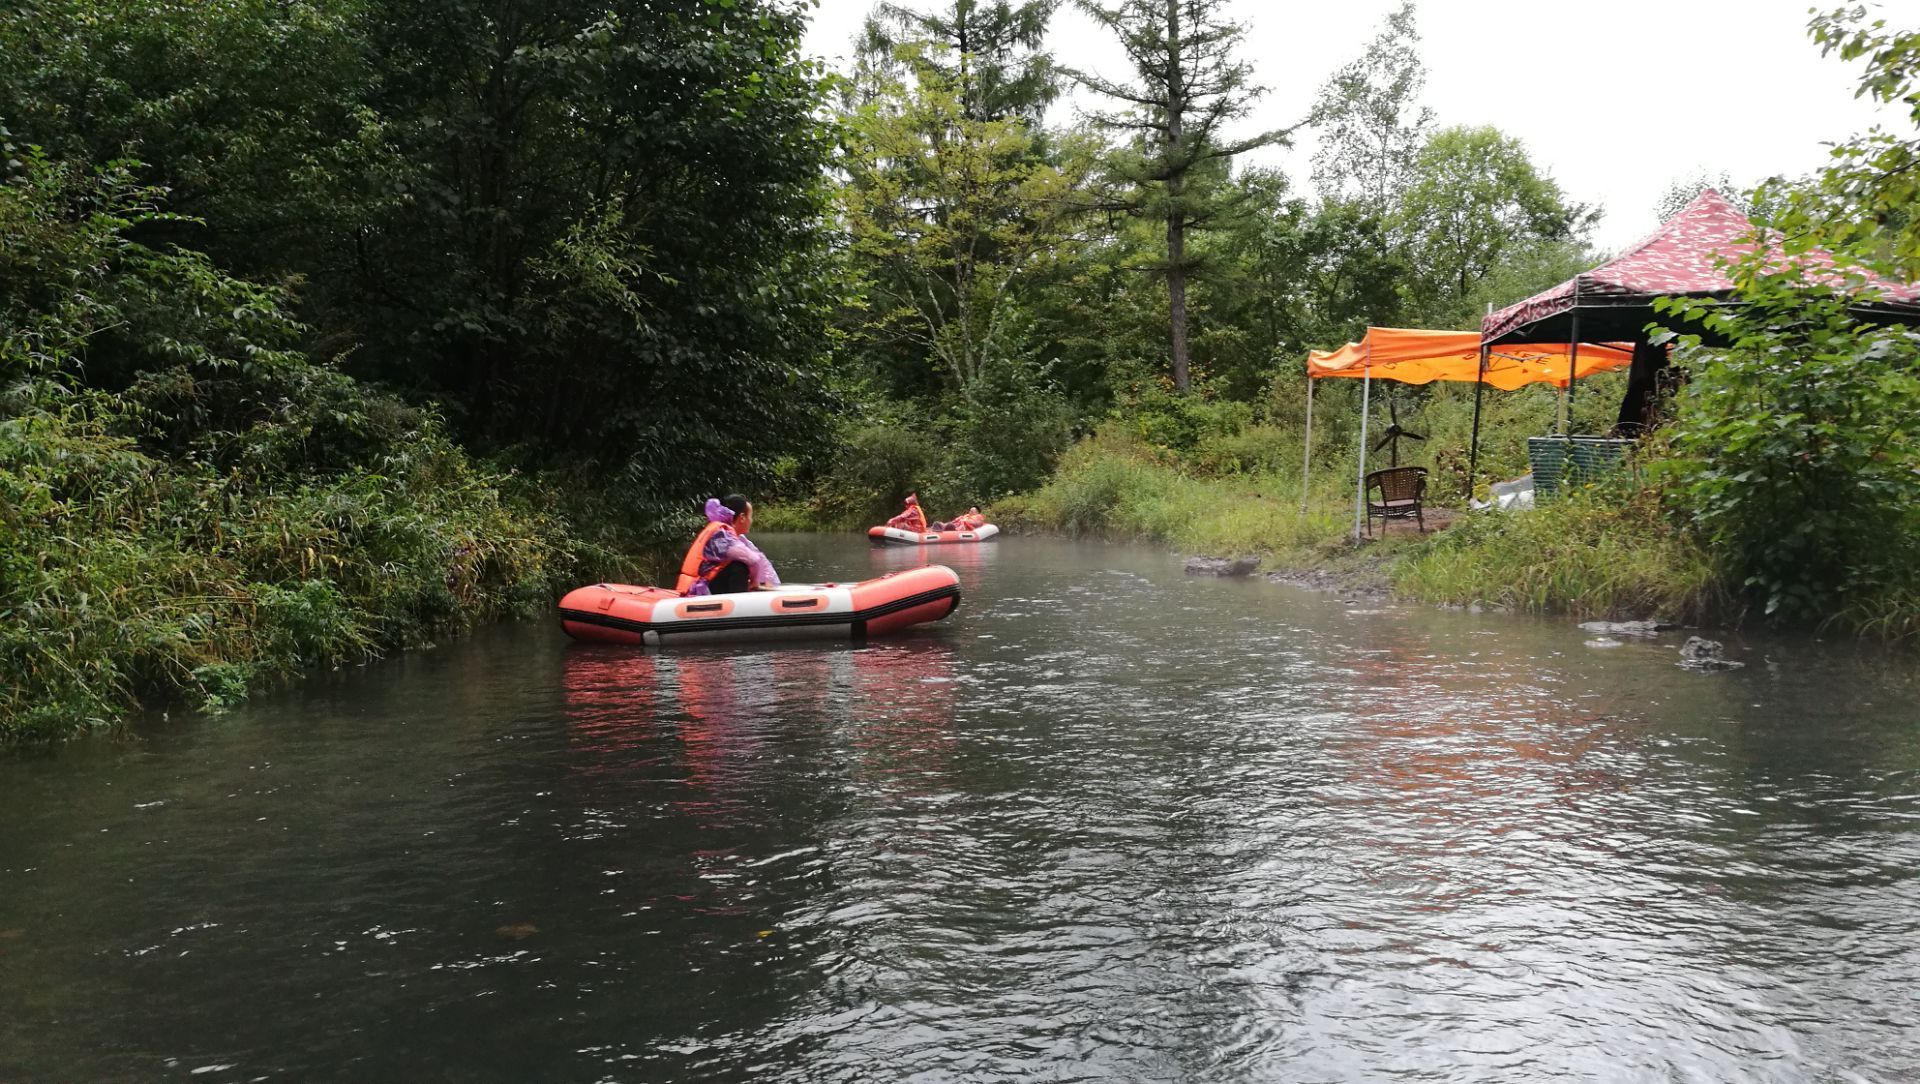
[1527,436,1633,500]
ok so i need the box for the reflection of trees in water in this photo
[839,642,960,800]
[559,642,961,830]
[866,539,999,594]
[1311,618,1674,925]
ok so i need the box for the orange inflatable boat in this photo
[558,565,961,646]
[867,523,1000,546]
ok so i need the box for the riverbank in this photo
[0,159,687,747]
[988,432,1729,626]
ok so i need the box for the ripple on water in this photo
[1,536,1918,1083]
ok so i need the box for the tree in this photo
[0,0,381,280]
[1655,256,1920,624]
[1202,169,1404,397]
[1774,5,1920,278]
[839,52,1091,400]
[341,0,842,495]
[1655,170,1753,223]
[1309,0,1433,213]
[1395,125,1597,327]
[0,0,846,510]
[1648,4,1920,630]
[856,0,1059,122]
[1070,0,1290,393]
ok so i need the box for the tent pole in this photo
[1562,306,1582,436]
[1467,339,1488,500]
[1354,368,1371,541]
[1300,376,1315,515]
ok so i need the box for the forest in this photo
[2,0,1916,740]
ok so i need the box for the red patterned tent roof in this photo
[1482,190,1920,345]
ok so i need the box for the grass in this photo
[999,426,1732,627]
[0,385,585,745]
[990,428,1355,565]
[1389,482,1723,622]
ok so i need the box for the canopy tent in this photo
[1300,328,1635,538]
[1482,190,1920,434]
[1482,189,1920,346]
[1307,328,1632,389]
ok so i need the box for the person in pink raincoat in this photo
[675,495,782,596]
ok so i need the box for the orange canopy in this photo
[1307,327,1634,390]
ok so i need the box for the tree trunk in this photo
[1168,208,1191,393]
[1164,0,1190,393]
[1611,338,1672,436]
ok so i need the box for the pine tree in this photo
[1070,0,1288,392]
[856,0,1059,122]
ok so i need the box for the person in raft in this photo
[932,506,986,531]
[886,493,928,533]
[675,495,782,596]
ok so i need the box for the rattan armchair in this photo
[1364,466,1427,536]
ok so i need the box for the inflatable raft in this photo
[558,565,961,646]
[867,523,1000,546]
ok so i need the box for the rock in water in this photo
[1677,636,1744,671]
[1185,555,1260,577]
[1680,636,1721,659]
[1577,619,1679,635]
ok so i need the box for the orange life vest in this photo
[675,521,737,595]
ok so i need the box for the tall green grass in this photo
[991,427,1353,560]
[1390,484,1723,622]
[0,156,591,743]
[0,390,576,742]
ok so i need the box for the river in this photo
[3,534,1918,1082]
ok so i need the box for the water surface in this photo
[4,535,1918,1082]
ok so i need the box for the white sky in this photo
[802,0,1900,252]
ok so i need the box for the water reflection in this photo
[3,537,1920,1082]
[866,537,1000,592]
[562,642,961,811]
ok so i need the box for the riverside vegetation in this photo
[3,1,1917,743]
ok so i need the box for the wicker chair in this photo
[1365,466,1427,536]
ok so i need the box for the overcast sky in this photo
[801,0,1898,252]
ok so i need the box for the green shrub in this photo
[938,358,1076,500]
[1656,262,1920,626]
[1391,482,1721,621]
[0,153,575,743]
[998,428,1349,559]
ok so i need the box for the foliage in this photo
[1654,258,1920,625]
[1782,5,1920,276]
[838,51,1091,399]
[937,354,1076,497]
[856,0,1059,122]
[1309,0,1433,211]
[0,0,382,276]
[1069,0,1290,392]
[1,0,844,505]
[812,419,943,527]
[1395,126,1598,327]
[1198,172,1404,396]
[1391,483,1721,622]
[1656,170,1755,222]
[0,155,571,743]
[992,427,1351,558]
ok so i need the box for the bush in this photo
[1656,258,1920,627]
[997,428,1349,558]
[1113,382,1253,453]
[1391,481,1721,621]
[939,358,1076,500]
[0,153,574,743]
